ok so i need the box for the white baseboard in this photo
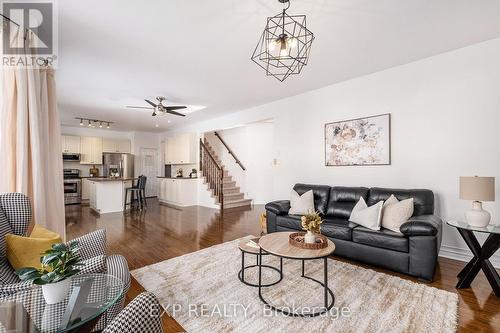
[439,245,500,269]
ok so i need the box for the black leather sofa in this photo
[265,184,442,281]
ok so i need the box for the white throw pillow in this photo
[288,190,314,215]
[382,195,414,233]
[349,197,383,230]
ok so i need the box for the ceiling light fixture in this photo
[251,0,314,82]
[75,118,113,129]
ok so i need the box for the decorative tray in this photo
[289,232,328,249]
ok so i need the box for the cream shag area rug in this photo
[132,236,458,333]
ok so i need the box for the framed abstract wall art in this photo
[325,114,391,166]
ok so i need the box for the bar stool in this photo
[124,175,147,210]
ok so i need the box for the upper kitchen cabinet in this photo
[102,138,131,153]
[164,133,198,164]
[61,135,81,154]
[80,137,103,164]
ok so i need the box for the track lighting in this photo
[75,118,113,129]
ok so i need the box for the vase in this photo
[42,279,71,304]
[304,231,316,244]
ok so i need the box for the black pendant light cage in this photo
[251,1,315,82]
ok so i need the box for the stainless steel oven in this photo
[64,169,81,205]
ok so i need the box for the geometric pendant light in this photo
[251,0,315,82]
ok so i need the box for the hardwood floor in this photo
[65,199,500,333]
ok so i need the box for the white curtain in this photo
[0,27,66,239]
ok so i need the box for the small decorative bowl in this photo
[289,232,328,249]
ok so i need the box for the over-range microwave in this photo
[62,153,80,161]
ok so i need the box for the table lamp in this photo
[459,176,495,227]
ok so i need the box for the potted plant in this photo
[16,241,83,304]
[301,211,323,244]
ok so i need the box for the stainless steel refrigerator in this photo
[103,153,135,178]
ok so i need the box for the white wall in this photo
[205,122,275,204]
[165,38,500,267]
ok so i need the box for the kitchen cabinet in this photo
[88,180,96,209]
[80,137,103,164]
[158,178,198,206]
[164,137,176,164]
[103,138,131,153]
[82,179,90,201]
[61,135,81,154]
[164,133,198,164]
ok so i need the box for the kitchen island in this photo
[85,178,136,214]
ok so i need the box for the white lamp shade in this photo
[459,176,495,202]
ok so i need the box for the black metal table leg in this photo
[241,251,245,282]
[238,249,282,288]
[456,229,500,297]
[324,257,328,309]
[301,259,305,277]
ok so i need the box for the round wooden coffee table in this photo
[238,238,283,287]
[258,232,336,317]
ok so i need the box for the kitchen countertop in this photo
[157,176,199,179]
[86,177,138,182]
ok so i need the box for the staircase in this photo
[200,139,252,210]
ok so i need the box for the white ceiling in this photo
[57,0,500,132]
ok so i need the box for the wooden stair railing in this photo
[199,139,224,209]
[213,131,246,171]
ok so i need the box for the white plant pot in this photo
[42,279,71,304]
[304,231,316,244]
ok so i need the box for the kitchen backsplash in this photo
[63,162,103,177]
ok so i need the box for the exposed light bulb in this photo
[288,37,297,49]
[79,119,83,126]
[88,120,92,127]
[279,45,289,58]
[106,122,110,129]
[99,122,103,128]
[268,39,277,52]
[279,36,289,58]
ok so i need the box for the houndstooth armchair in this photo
[103,292,164,333]
[0,193,131,330]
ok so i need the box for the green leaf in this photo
[52,243,68,251]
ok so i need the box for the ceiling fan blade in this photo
[165,106,187,111]
[126,106,154,109]
[166,109,186,117]
[144,99,157,107]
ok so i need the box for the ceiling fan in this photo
[126,97,187,117]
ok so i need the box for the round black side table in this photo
[238,238,282,287]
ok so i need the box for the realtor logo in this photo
[1,0,58,67]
